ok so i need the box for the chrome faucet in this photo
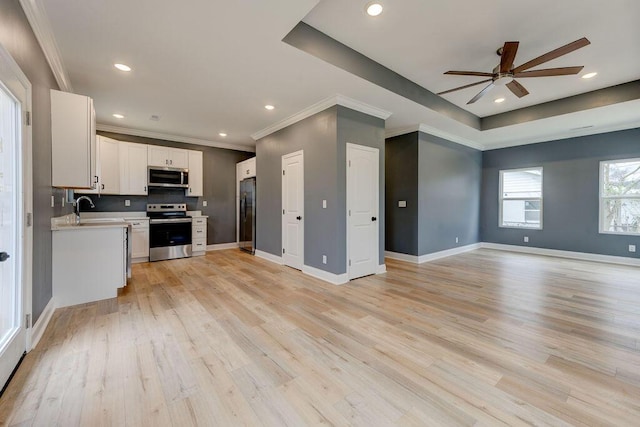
[74,195,95,224]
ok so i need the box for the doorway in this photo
[281,150,304,270]
[0,44,32,392]
[347,143,379,280]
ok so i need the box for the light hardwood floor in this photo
[1,249,640,426]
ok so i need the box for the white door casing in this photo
[347,143,379,280]
[0,43,33,389]
[282,150,304,270]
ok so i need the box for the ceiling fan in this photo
[438,37,591,104]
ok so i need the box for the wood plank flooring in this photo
[1,248,640,426]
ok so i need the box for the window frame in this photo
[599,158,640,236]
[498,166,544,230]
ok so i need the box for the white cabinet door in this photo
[186,150,203,197]
[147,146,188,168]
[51,89,96,188]
[131,228,150,258]
[238,157,256,179]
[147,145,169,167]
[98,137,120,194]
[119,142,148,195]
[168,148,188,168]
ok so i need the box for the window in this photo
[499,167,543,229]
[600,159,640,235]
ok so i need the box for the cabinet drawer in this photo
[193,241,207,251]
[193,227,206,237]
[128,220,149,229]
[192,217,206,225]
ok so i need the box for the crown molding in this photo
[19,0,72,92]
[385,124,484,151]
[96,124,255,153]
[251,94,392,141]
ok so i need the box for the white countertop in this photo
[51,214,129,231]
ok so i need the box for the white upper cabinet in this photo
[77,135,120,195]
[51,89,96,188]
[148,146,188,168]
[119,142,148,195]
[186,150,203,197]
[238,157,256,179]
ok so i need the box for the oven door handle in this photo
[149,218,192,224]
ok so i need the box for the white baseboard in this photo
[302,264,349,285]
[30,297,56,351]
[377,264,387,274]
[481,243,640,267]
[385,243,481,264]
[207,242,240,251]
[255,250,284,265]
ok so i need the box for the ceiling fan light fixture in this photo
[494,98,505,103]
[582,72,597,79]
[114,63,131,72]
[366,2,383,16]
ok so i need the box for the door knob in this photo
[371,216,377,221]
[0,252,10,262]
[296,216,302,220]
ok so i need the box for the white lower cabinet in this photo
[192,216,207,256]
[127,218,150,261]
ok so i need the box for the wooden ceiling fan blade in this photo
[467,82,495,104]
[500,41,519,73]
[444,71,494,77]
[506,80,529,98]
[513,37,590,73]
[513,66,584,78]
[437,79,493,96]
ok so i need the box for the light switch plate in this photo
[630,245,636,253]
[124,200,131,207]
[398,200,407,208]
[322,200,327,209]
[203,200,208,207]
[51,195,55,208]
[524,236,529,243]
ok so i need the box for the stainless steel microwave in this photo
[148,166,189,188]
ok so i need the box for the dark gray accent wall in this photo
[96,131,252,244]
[418,132,481,255]
[337,106,386,266]
[385,133,419,255]
[283,22,480,130]
[481,127,640,258]
[256,105,385,274]
[0,0,71,322]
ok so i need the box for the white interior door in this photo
[347,143,379,280]
[0,45,32,391]
[282,151,304,270]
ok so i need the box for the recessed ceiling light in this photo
[219,132,227,137]
[494,97,505,103]
[112,113,124,119]
[265,105,275,110]
[582,72,597,79]
[366,2,383,16]
[114,63,131,72]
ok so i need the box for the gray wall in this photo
[418,132,481,255]
[481,127,640,258]
[94,132,252,244]
[337,106,386,265]
[0,0,72,322]
[385,133,419,255]
[384,131,481,257]
[256,105,385,275]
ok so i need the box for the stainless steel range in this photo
[147,203,192,261]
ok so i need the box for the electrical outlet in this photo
[398,200,407,208]
[203,200,208,207]
[322,200,327,209]
[51,195,55,208]
[455,237,459,243]
[524,236,529,243]
[322,255,327,264]
[629,245,636,253]
[124,199,131,207]
[61,197,65,207]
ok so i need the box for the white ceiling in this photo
[37,0,640,150]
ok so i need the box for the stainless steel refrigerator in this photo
[239,177,256,254]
